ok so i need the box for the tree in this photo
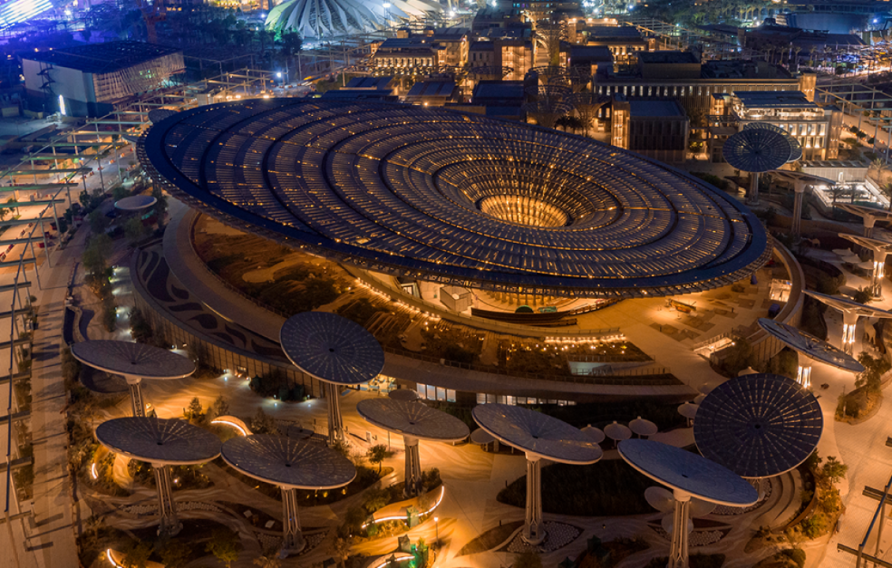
[121,541,153,568]
[870,158,888,183]
[822,456,848,485]
[151,184,168,225]
[206,528,241,568]
[367,444,388,473]
[362,487,390,513]
[328,537,350,568]
[250,407,278,434]
[855,351,891,394]
[514,550,543,568]
[124,217,148,244]
[828,185,845,207]
[210,395,229,419]
[187,397,203,420]
[253,550,282,568]
[854,287,873,304]
[157,538,191,568]
[88,208,109,234]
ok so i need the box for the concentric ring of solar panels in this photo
[141,100,770,298]
[694,374,823,478]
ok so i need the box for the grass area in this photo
[193,220,349,316]
[457,521,524,556]
[498,459,653,516]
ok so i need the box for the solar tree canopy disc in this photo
[723,129,792,173]
[115,195,158,211]
[618,439,759,506]
[694,374,824,478]
[804,290,892,318]
[221,435,356,490]
[757,318,865,372]
[70,340,196,380]
[472,404,602,464]
[630,417,658,437]
[95,418,222,465]
[744,122,802,163]
[389,389,420,402]
[140,99,771,299]
[280,312,384,385]
[356,399,470,442]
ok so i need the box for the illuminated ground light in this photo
[210,417,250,436]
[362,485,445,529]
[91,463,98,480]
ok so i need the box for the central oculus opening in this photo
[478,195,570,227]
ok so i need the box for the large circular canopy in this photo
[744,122,803,163]
[266,0,441,39]
[723,129,791,173]
[96,417,221,465]
[618,439,758,506]
[758,318,865,372]
[694,374,823,478]
[472,404,602,464]
[115,195,157,212]
[357,398,470,442]
[221,434,356,489]
[280,312,384,385]
[70,340,195,380]
[142,100,770,299]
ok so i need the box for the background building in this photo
[21,41,184,117]
[611,98,690,163]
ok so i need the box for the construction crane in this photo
[139,0,166,44]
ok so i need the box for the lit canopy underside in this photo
[141,100,770,298]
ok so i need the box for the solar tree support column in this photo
[523,453,545,545]
[127,377,146,417]
[842,311,859,355]
[747,173,760,205]
[871,250,888,298]
[669,490,692,568]
[152,463,182,536]
[864,216,877,239]
[281,487,305,555]
[404,435,422,498]
[792,181,806,238]
[325,382,345,445]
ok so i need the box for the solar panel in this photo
[694,374,823,478]
[280,312,384,385]
[723,129,792,173]
[140,100,770,299]
[744,122,803,163]
[221,434,356,489]
[96,417,221,465]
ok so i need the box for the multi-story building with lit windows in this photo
[370,28,470,75]
[707,90,843,162]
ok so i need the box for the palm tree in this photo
[829,185,845,207]
[870,158,888,183]
[792,46,802,71]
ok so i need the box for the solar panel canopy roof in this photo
[141,100,770,298]
[694,374,823,478]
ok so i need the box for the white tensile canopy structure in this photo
[835,204,892,239]
[619,439,758,568]
[265,0,442,40]
[70,340,195,417]
[221,435,356,556]
[95,417,221,536]
[838,233,892,297]
[357,398,469,496]
[114,195,157,212]
[804,290,892,354]
[757,318,864,387]
[472,404,602,545]
[280,312,384,445]
[771,170,834,237]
